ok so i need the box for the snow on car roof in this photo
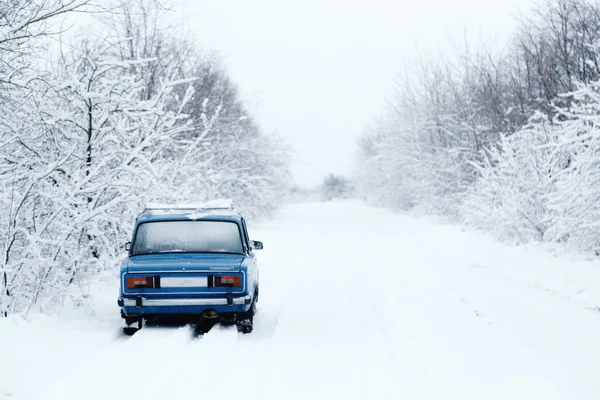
[138,199,242,221]
[145,199,234,210]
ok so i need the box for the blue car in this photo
[118,201,262,334]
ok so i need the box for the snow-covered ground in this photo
[3,200,600,399]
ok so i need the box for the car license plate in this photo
[161,277,208,288]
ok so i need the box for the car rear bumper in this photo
[119,295,251,307]
[118,295,253,316]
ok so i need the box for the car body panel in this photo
[126,253,245,273]
[121,304,250,315]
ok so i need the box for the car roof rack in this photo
[144,199,235,211]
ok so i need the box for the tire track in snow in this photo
[38,326,195,400]
[145,324,244,400]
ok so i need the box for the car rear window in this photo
[131,220,243,256]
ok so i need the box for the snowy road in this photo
[4,201,600,399]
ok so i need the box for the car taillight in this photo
[127,277,155,289]
[214,276,241,287]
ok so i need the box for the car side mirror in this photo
[251,240,263,250]
[125,242,131,252]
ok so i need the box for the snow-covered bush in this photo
[463,78,600,252]
[463,113,560,243]
[544,81,600,253]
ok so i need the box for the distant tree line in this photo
[0,0,290,316]
[320,174,354,201]
[355,0,600,253]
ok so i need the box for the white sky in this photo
[178,0,532,186]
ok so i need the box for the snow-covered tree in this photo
[320,174,353,201]
[355,0,600,255]
[354,59,484,216]
[0,36,194,315]
[0,0,91,85]
[170,60,292,218]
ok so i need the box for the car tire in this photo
[123,327,139,336]
[250,298,258,316]
[122,317,142,336]
[237,321,253,334]
[236,292,257,334]
[194,319,214,335]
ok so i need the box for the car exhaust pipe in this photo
[201,309,219,319]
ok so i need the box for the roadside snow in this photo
[2,200,600,399]
[414,213,600,309]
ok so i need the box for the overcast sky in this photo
[179,0,532,186]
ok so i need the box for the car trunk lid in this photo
[127,253,244,273]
